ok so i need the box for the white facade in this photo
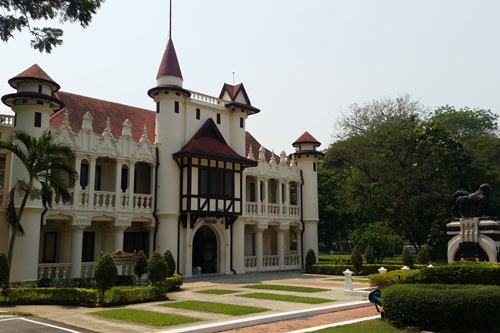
[0,38,321,281]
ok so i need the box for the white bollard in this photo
[378,267,387,274]
[401,266,410,270]
[427,264,434,268]
[343,269,353,291]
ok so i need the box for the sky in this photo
[1,0,500,154]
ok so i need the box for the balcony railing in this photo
[244,256,257,271]
[94,191,116,209]
[132,194,153,212]
[285,254,300,266]
[38,263,72,279]
[0,115,15,127]
[244,202,300,219]
[263,255,279,268]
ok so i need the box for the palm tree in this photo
[0,130,77,277]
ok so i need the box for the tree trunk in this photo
[6,190,30,284]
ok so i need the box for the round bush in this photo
[148,250,168,286]
[305,249,316,267]
[135,250,148,284]
[416,247,430,265]
[364,246,375,264]
[368,269,419,289]
[94,254,118,302]
[383,284,500,331]
[0,252,9,288]
[163,250,176,277]
[351,245,363,273]
[401,248,413,267]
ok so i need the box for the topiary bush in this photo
[94,254,118,302]
[148,250,168,287]
[383,284,500,331]
[110,286,166,305]
[404,262,500,285]
[163,250,176,277]
[0,252,9,290]
[368,269,419,289]
[364,246,375,264]
[351,245,363,273]
[305,249,316,267]
[416,247,430,265]
[165,274,183,291]
[401,248,413,267]
[135,251,148,285]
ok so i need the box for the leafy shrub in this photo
[50,277,96,288]
[10,280,39,288]
[364,246,375,264]
[115,275,134,286]
[350,222,402,263]
[165,274,183,291]
[405,262,500,285]
[351,246,363,273]
[94,254,118,302]
[0,252,9,288]
[368,270,419,289]
[307,263,426,275]
[164,250,176,277]
[416,247,430,265]
[2,288,97,306]
[148,250,168,286]
[135,251,148,285]
[110,286,166,304]
[401,248,413,267]
[305,249,316,267]
[383,284,500,331]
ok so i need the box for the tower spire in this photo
[169,0,172,39]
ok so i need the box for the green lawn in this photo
[90,309,200,327]
[162,300,268,316]
[237,292,333,304]
[195,289,241,295]
[243,284,329,293]
[312,319,417,332]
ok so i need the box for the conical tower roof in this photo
[156,38,183,80]
[8,64,60,92]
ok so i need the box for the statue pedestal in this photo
[446,218,500,263]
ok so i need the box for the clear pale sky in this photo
[1,0,499,154]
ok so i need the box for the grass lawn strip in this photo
[237,292,333,304]
[243,284,329,293]
[162,300,268,316]
[195,289,241,295]
[311,319,416,332]
[90,309,200,327]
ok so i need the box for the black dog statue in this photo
[452,183,492,217]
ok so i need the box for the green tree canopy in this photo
[1,0,104,52]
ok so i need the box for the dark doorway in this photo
[124,232,149,257]
[192,225,217,274]
[454,242,489,262]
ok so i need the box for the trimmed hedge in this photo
[2,288,97,306]
[368,270,419,289]
[405,263,500,285]
[10,276,133,289]
[383,284,500,331]
[110,286,166,304]
[165,274,183,291]
[307,263,426,275]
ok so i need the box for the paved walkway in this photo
[0,271,371,333]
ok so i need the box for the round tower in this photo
[148,37,190,264]
[1,64,63,281]
[292,131,324,263]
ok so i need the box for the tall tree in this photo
[0,130,77,274]
[1,0,104,52]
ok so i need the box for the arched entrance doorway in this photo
[192,225,218,274]
[454,242,489,262]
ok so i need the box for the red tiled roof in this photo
[175,119,256,165]
[50,91,155,142]
[9,64,60,92]
[156,38,183,80]
[245,131,281,163]
[292,131,321,147]
[219,83,251,105]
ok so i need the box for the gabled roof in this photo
[219,83,251,105]
[245,131,281,163]
[292,131,321,147]
[8,64,60,92]
[156,38,183,80]
[174,119,257,166]
[50,91,155,142]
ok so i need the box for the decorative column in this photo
[277,228,285,268]
[296,226,302,264]
[88,157,96,209]
[148,227,155,256]
[278,181,283,217]
[263,178,269,216]
[150,163,156,211]
[232,218,245,274]
[59,227,72,263]
[70,226,84,278]
[285,181,290,216]
[73,156,82,208]
[256,177,261,217]
[115,160,122,209]
[113,227,125,252]
[128,161,135,212]
[255,228,264,271]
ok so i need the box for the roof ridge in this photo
[55,91,154,113]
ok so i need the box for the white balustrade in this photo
[244,256,257,270]
[51,190,74,209]
[120,193,129,208]
[246,202,258,216]
[263,255,280,267]
[94,191,116,209]
[133,194,153,212]
[190,91,223,106]
[289,205,300,217]
[268,203,280,216]
[79,190,90,208]
[81,262,97,277]
[284,254,300,266]
[38,263,72,279]
[0,115,15,127]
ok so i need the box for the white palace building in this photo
[0,35,322,281]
